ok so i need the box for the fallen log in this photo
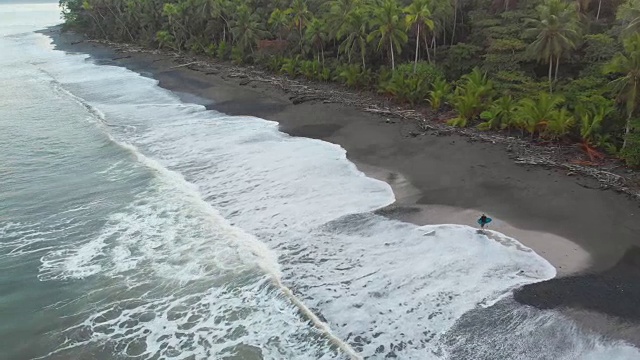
[168,61,198,69]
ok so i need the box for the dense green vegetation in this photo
[60,0,640,166]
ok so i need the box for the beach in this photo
[44,26,640,349]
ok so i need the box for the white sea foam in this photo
[2,25,639,359]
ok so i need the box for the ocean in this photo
[1,3,639,359]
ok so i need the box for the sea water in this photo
[1,3,639,359]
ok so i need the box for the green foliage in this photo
[493,71,547,99]
[488,38,526,53]
[448,68,494,127]
[524,0,582,88]
[575,96,616,144]
[216,40,230,60]
[155,30,175,50]
[230,4,268,55]
[266,56,284,72]
[543,107,575,140]
[560,76,610,108]
[440,43,483,80]
[621,120,640,167]
[59,0,89,29]
[281,56,301,77]
[478,95,517,130]
[337,64,371,88]
[428,78,451,110]
[582,34,619,64]
[231,46,245,64]
[516,92,565,137]
[366,0,408,70]
[204,43,217,57]
[379,62,444,105]
[60,0,640,167]
[319,66,332,81]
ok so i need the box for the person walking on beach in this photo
[477,214,492,229]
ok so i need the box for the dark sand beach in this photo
[45,27,640,339]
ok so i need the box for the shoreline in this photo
[45,28,640,329]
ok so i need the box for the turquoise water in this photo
[1,3,639,359]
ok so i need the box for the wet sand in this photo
[45,28,640,332]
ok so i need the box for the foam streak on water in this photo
[1,4,640,359]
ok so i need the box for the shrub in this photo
[428,78,451,110]
[231,46,244,64]
[336,64,371,88]
[155,30,175,50]
[265,55,284,72]
[448,68,495,127]
[216,40,229,60]
[559,76,610,109]
[621,120,640,167]
[204,43,217,57]
[492,71,546,99]
[515,92,564,138]
[280,56,300,77]
[440,43,483,80]
[378,62,444,105]
[478,95,517,130]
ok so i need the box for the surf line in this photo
[270,275,363,359]
[108,140,363,359]
[66,81,363,359]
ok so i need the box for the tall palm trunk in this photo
[299,24,303,53]
[451,0,457,45]
[596,0,602,20]
[422,30,432,63]
[431,36,437,62]
[623,112,633,149]
[414,25,420,73]
[88,11,109,39]
[548,56,553,93]
[106,4,134,42]
[442,19,446,45]
[390,37,395,70]
[554,54,560,82]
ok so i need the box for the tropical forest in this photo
[59,0,640,166]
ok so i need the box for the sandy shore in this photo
[46,28,640,329]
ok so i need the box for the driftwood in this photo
[168,61,198,69]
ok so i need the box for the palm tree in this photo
[576,97,615,144]
[525,0,581,93]
[286,0,312,53]
[429,0,453,61]
[604,33,640,149]
[268,8,289,40]
[617,0,640,37]
[337,8,369,68]
[405,0,435,71]
[575,0,590,16]
[448,68,494,127]
[324,0,360,40]
[516,92,564,138]
[367,0,408,70]
[230,4,267,55]
[596,0,602,20]
[544,107,575,140]
[479,95,518,131]
[428,78,450,110]
[209,0,232,43]
[305,17,328,63]
[450,0,458,44]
